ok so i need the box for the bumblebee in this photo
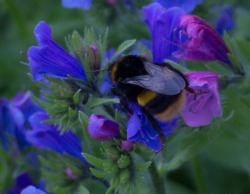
[110,55,193,147]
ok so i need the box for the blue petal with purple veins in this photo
[127,103,177,151]
[28,21,87,81]
[143,3,185,63]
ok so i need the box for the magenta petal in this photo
[175,15,232,66]
[121,140,134,152]
[181,72,222,127]
[88,114,120,141]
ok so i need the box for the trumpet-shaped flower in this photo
[142,3,185,63]
[181,72,222,127]
[28,21,87,81]
[26,112,88,163]
[214,5,235,35]
[174,15,232,66]
[88,114,120,141]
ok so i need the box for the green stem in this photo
[148,161,166,194]
[191,156,208,194]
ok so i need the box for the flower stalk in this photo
[148,161,166,194]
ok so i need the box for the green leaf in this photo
[110,39,136,62]
[78,111,89,131]
[117,155,130,169]
[82,153,108,168]
[73,89,81,104]
[134,161,152,172]
[119,169,130,183]
[90,168,108,178]
[159,130,211,175]
[90,97,120,108]
[68,107,77,118]
[75,186,90,194]
[223,31,233,52]
[235,39,250,65]
[227,54,244,74]
[30,95,50,109]
[164,60,191,73]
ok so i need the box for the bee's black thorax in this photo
[110,55,147,101]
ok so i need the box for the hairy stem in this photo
[148,161,166,194]
[192,156,208,194]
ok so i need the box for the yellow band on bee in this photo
[111,56,127,82]
[137,90,157,106]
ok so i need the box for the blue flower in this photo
[142,3,185,63]
[28,21,87,81]
[26,112,88,164]
[155,0,202,13]
[21,186,47,194]
[62,0,91,9]
[0,92,39,150]
[0,98,15,149]
[127,103,178,151]
[214,4,235,35]
[8,172,34,194]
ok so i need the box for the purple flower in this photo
[142,3,185,63]
[127,104,177,151]
[21,185,47,194]
[174,15,232,66]
[88,114,120,141]
[181,72,222,127]
[0,98,16,149]
[0,91,40,150]
[28,21,87,81]
[65,168,78,179]
[214,5,235,35]
[8,172,34,194]
[121,140,134,152]
[62,0,91,9]
[155,0,202,13]
[26,112,88,163]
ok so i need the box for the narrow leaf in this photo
[90,97,120,108]
[134,161,152,172]
[110,39,136,62]
[82,153,108,168]
[90,168,108,178]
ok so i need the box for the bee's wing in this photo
[124,62,186,95]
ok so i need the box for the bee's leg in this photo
[141,108,166,152]
[185,86,208,100]
[120,96,133,114]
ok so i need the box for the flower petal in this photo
[181,72,222,127]
[28,21,87,81]
[143,3,185,63]
[88,114,120,141]
[62,0,91,9]
[155,0,202,13]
